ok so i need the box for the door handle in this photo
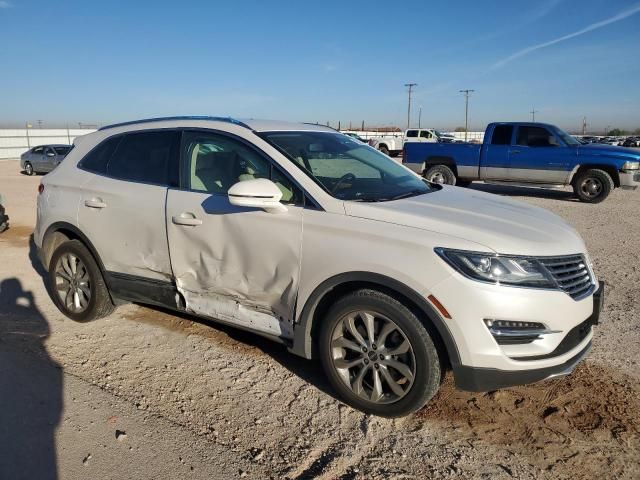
[172,213,203,226]
[84,198,107,209]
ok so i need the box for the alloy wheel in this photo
[580,177,603,198]
[54,252,91,313]
[330,310,416,404]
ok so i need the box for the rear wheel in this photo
[572,169,613,203]
[48,240,115,322]
[24,162,34,176]
[319,289,441,417]
[378,145,390,156]
[424,164,456,185]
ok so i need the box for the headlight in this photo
[435,248,555,288]
[622,161,639,170]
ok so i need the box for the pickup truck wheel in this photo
[48,239,116,322]
[424,165,456,185]
[378,145,390,156]
[572,169,613,203]
[319,289,441,417]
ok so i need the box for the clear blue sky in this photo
[1,0,639,132]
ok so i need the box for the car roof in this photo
[33,144,72,148]
[98,116,335,133]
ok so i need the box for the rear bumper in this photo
[619,171,640,190]
[453,281,604,392]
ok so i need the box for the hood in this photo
[578,143,640,160]
[344,187,586,256]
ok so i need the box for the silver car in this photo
[20,144,73,175]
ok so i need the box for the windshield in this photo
[260,131,436,201]
[553,127,581,146]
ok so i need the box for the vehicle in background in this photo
[438,132,458,143]
[369,128,440,156]
[623,137,640,148]
[343,132,368,143]
[20,144,73,175]
[0,193,8,233]
[403,122,640,203]
[35,116,604,417]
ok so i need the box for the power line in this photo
[459,89,475,142]
[404,83,417,131]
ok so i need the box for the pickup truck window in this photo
[419,131,432,139]
[406,130,418,138]
[516,126,558,147]
[261,131,436,202]
[491,125,513,145]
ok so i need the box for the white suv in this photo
[35,116,604,417]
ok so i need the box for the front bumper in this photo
[619,170,640,190]
[453,281,604,391]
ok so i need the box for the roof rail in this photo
[98,116,251,131]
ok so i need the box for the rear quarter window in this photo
[78,136,122,174]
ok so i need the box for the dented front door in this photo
[166,189,303,339]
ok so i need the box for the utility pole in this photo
[459,89,474,142]
[530,108,538,122]
[404,83,417,130]
[418,105,422,129]
[582,116,588,135]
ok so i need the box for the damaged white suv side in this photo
[36,117,604,417]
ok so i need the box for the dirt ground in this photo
[0,159,638,480]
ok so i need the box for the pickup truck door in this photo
[479,124,512,180]
[508,126,574,184]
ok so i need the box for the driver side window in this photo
[516,126,558,147]
[182,131,302,204]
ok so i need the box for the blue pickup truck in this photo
[403,122,640,203]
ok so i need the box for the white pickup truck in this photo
[369,129,441,156]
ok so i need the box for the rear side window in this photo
[516,126,558,147]
[406,130,418,138]
[491,125,513,145]
[107,131,179,185]
[79,136,122,174]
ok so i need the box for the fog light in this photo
[483,319,558,345]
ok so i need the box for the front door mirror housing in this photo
[228,178,287,213]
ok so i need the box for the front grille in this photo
[538,255,595,300]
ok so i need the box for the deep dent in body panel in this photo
[170,206,300,339]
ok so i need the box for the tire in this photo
[424,164,456,185]
[572,169,614,203]
[48,239,115,322]
[319,289,441,417]
[378,145,390,156]
[24,162,34,176]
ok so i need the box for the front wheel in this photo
[319,289,441,417]
[424,164,456,185]
[572,169,614,203]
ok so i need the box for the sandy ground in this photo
[0,159,638,480]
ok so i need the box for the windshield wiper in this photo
[388,189,427,201]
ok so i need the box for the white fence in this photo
[0,128,96,160]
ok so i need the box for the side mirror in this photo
[228,178,287,214]
[46,151,55,157]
